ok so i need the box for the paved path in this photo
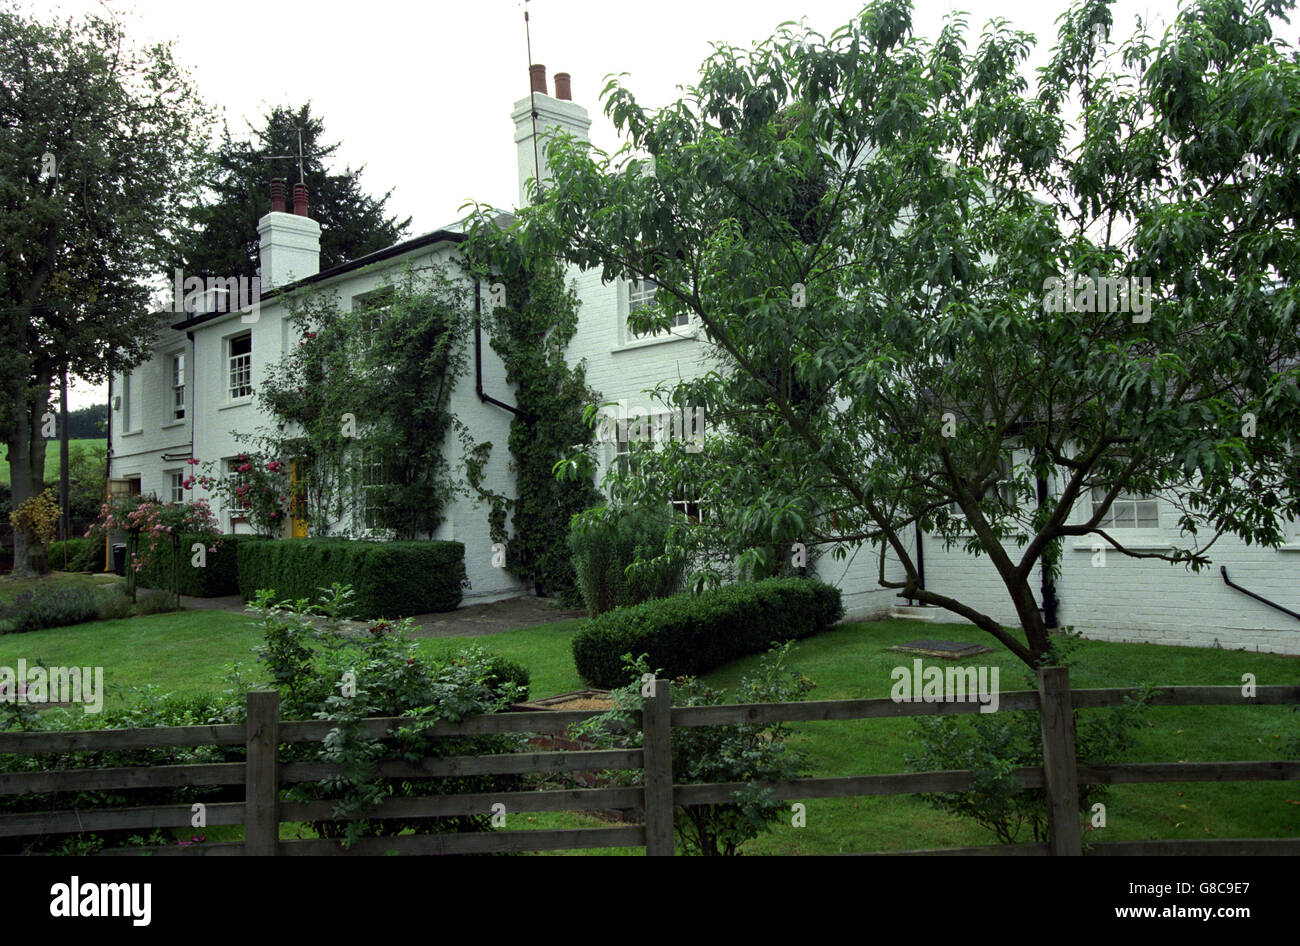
[179,593,585,638]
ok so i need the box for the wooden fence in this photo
[0,667,1297,855]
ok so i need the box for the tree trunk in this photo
[7,389,51,578]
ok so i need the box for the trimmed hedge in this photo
[46,538,106,573]
[237,539,466,618]
[137,534,263,598]
[572,577,845,689]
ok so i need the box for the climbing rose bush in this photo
[193,451,292,537]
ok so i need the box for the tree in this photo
[0,4,210,576]
[515,0,1300,666]
[169,103,411,282]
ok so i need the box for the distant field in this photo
[1,438,105,487]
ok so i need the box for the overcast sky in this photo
[29,0,1182,408]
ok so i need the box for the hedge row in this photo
[136,534,264,598]
[237,539,466,618]
[46,538,106,573]
[572,577,845,689]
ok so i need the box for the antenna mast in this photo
[525,0,542,200]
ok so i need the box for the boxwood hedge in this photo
[237,539,466,618]
[46,538,106,573]
[572,577,844,689]
[137,534,263,598]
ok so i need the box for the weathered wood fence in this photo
[0,667,1297,855]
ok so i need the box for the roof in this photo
[164,210,517,331]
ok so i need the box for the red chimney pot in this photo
[292,183,308,216]
[529,63,547,95]
[270,178,287,213]
[554,72,572,100]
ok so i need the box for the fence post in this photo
[244,690,280,856]
[1038,665,1082,856]
[642,677,674,856]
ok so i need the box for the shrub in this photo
[482,655,531,703]
[0,585,101,634]
[904,634,1151,846]
[136,533,259,598]
[575,642,816,854]
[249,585,528,847]
[47,538,106,573]
[568,505,685,617]
[572,577,844,689]
[237,539,466,618]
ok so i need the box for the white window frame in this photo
[352,288,395,354]
[1091,486,1159,529]
[167,470,185,504]
[171,352,186,421]
[618,277,690,348]
[121,371,133,432]
[228,333,252,400]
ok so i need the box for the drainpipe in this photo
[103,372,113,571]
[912,521,926,606]
[1036,462,1059,628]
[474,277,521,416]
[187,331,196,460]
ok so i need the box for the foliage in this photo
[41,440,107,520]
[252,265,471,538]
[507,0,1300,667]
[575,642,815,855]
[237,538,467,618]
[249,585,529,848]
[86,495,221,574]
[46,537,105,572]
[904,633,1151,845]
[193,451,291,538]
[567,503,685,616]
[168,102,410,282]
[0,584,99,633]
[572,577,843,688]
[136,533,261,598]
[9,489,59,559]
[0,3,210,575]
[459,230,604,603]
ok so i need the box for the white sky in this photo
[27,0,1184,408]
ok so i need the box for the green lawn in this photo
[0,438,105,486]
[0,604,1295,853]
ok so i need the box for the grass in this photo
[0,438,105,486]
[0,601,1295,853]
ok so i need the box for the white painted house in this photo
[109,67,1300,652]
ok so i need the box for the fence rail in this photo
[0,671,1296,855]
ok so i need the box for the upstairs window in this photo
[1091,487,1159,528]
[628,278,689,338]
[171,353,186,420]
[228,334,252,399]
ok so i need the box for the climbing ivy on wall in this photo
[461,227,602,604]
[253,263,471,538]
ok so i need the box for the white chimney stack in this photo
[257,179,321,290]
[512,65,591,208]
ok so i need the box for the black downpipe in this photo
[1036,465,1059,628]
[474,277,521,416]
[1221,566,1300,621]
[912,521,925,606]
